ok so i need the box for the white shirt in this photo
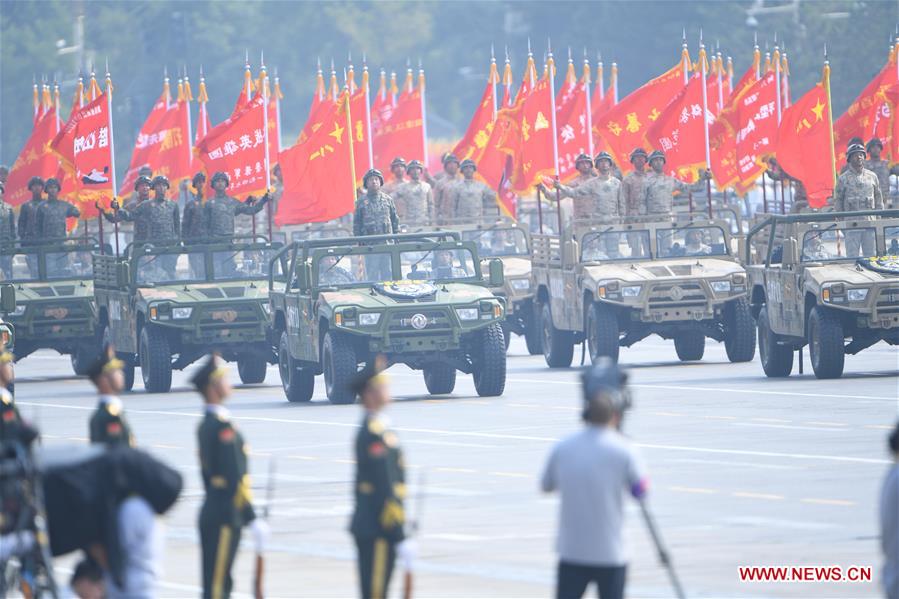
[105,496,161,599]
[99,394,122,409]
[541,426,647,566]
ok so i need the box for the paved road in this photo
[12,336,899,598]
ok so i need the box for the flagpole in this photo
[419,63,429,167]
[547,44,563,232]
[105,64,119,257]
[597,53,604,101]
[53,80,61,133]
[699,42,713,219]
[773,44,784,213]
[716,51,724,113]
[490,48,498,121]
[274,68,283,154]
[262,61,273,240]
[345,88,357,201]
[584,51,594,157]
[363,60,374,169]
[184,69,194,179]
[612,62,618,104]
[824,50,836,194]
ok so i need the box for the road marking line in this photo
[151,443,182,449]
[435,467,477,474]
[489,471,529,478]
[652,411,683,417]
[800,498,856,507]
[286,455,320,461]
[866,425,894,430]
[668,486,718,495]
[732,491,784,501]
[805,421,847,427]
[332,458,355,465]
[751,418,792,423]
[733,422,848,432]
[702,415,737,421]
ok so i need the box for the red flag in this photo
[453,72,497,162]
[594,58,689,173]
[121,91,192,192]
[349,89,372,181]
[276,91,355,225]
[512,77,556,193]
[732,71,779,193]
[775,75,834,208]
[833,57,897,162]
[372,86,423,171]
[556,79,591,182]
[49,93,115,214]
[6,108,60,206]
[195,93,268,199]
[647,73,712,183]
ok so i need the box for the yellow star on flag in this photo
[328,122,345,143]
[810,98,825,122]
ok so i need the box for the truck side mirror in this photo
[488,259,504,287]
[0,284,15,313]
[782,237,799,266]
[117,262,131,286]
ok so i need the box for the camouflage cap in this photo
[629,148,648,163]
[460,159,477,171]
[846,143,867,160]
[363,168,385,186]
[575,153,593,165]
[151,175,170,189]
[406,159,424,170]
[442,153,460,166]
[390,157,407,168]
[134,175,152,190]
[866,138,883,151]
[648,150,666,164]
[210,171,230,187]
[594,151,614,165]
[44,177,61,190]
[27,176,44,189]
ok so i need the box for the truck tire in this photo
[139,325,172,393]
[808,306,845,379]
[237,354,268,384]
[472,323,506,397]
[71,345,94,376]
[279,331,313,402]
[423,363,456,395]
[523,303,543,355]
[541,302,574,368]
[586,302,619,363]
[758,306,793,377]
[501,322,512,350]
[102,324,134,391]
[674,331,705,361]
[724,298,756,363]
[323,331,357,404]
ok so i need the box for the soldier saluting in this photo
[36,177,79,239]
[193,353,268,599]
[555,152,622,223]
[349,357,415,599]
[87,344,134,447]
[354,169,399,237]
[642,150,708,218]
[204,171,269,240]
[182,172,209,242]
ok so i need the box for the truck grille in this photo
[647,282,707,308]
[197,302,260,326]
[388,309,450,332]
[876,287,899,315]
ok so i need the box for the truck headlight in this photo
[711,281,732,293]
[510,278,530,291]
[455,308,479,321]
[621,285,641,298]
[172,307,193,319]
[847,288,868,302]
[11,305,25,316]
[358,312,381,326]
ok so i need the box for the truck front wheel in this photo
[279,331,314,402]
[674,331,705,361]
[586,302,620,364]
[237,354,268,384]
[424,363,456,394]
[323,331,357,404]
[758,306,793,377]
[541,302,574,368]
[472,322,507,397]
[808,306,845,379]
[724,298,757,363]
[139,325,172,393]
[523,303,543,355]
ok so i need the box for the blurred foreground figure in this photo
[541,359,648,599]
[349,357,415,599]
[882,422,899,599]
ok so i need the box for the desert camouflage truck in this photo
[531,218,756,367]
[0,238,100,373]
[747,209,899,379]
[269,232,507,404]
[92,238,282,392]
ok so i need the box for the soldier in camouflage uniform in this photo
[182,172,209,278]
[0,182,14,278]
[555,152,621,223]
[354,169,399,281]
[18,177,44,245]
[87,344,134,447]
[621,148,649,255]
[544,153,595,224]
[382,157,407,199]
[450,159,496,223]
[394,159,433,226]
[863,139,898,208]
[204,172,269,240]
[834,143,883,257]
[644,150,708,252]
[36,177,78,239]
[432,153,461,224]
[111,176,180,244]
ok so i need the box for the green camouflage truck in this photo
[531,219,756,366]
[1,238,100,373]
[92,238,282,392]
[747,209,899,379]
[269,232,507,404]
[0,284,17,350]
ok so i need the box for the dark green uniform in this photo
[88,397,134,447]
[350,413,406,599]
[0,388,22,441]
[198,406,255,599]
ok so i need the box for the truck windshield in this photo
[801,226,878,262]
[401,248,476,281]
[135,251,206,285]
[212,248,275,280]
[884,226,899,255]
[581,230,651,261]
[657,226,729,258]
[461,228,528,257]
[1,247,94,282]
[315,252,394,287]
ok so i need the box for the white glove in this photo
[396,538,417,571]
[249,518,270,554]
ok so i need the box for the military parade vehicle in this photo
[272,222,352,245]
[269,231,507,404]
[0,238,100,373]
[747,209,899,379]
[531,218,756,366]
[93,238,282,392]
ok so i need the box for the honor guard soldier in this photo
[0,182,15,277]
[621,148,648,220]
[544,153,595,194]
[18,177,45,246]
[382,157,407,199]
[110,175,180,244]
[451,159,497,223]
[834,143,884,257]
[432,153,461,224]
[193,354,267,599]
[394,160,434,226]
[204,171,269,239]
[555,153,622,223]
[36,177,79,239]
[349,358,415,599]
[863,138,899,208]
[354,169,399,237]
[87,345,134,447]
